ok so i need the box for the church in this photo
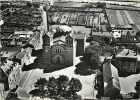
[42,33,74,70]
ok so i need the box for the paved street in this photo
[119,74,140,94]
[17,57,97,99]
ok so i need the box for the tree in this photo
[6,86,20,100]
[67,78,82,100]
[136,31,140,41]
[30,78,48,98]
[75,41,102,74]
[75,61,92,75]
[47,77,58,97]
[57,75,69,97]
[29,76,82,100]
[29,89,41,97]
[96,2,106,8]
[68,78,82,95]
[134,80,140,98]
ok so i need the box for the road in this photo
[119,74,140,94]
[17,69,43,99]
[16,57,97,99]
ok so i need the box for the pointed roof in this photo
[42,32,50,39]
[53,39,65,45]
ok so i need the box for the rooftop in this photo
[116,49,137,58]
[1,47,20,58]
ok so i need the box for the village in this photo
[0,0,140,100]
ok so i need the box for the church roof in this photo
[43,33,50,39]
[53,39,66,45]
[52,41,66,49]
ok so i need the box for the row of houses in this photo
[48,12,108,28]
[1,31,34,48]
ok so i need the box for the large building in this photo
[42,33,73,70]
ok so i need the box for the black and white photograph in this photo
[0,0,140,100]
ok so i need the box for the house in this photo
[112,49,140,77]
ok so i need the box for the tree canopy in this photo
[29,76,82,99]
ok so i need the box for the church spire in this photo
[42,32,50,47]
[66,34,73,47]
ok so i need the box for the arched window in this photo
[55,47,62,54]
[56,49,57,53]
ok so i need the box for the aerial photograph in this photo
[0,0,140,100]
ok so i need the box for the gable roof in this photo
[53,39,65,45]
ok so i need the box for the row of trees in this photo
[29,75,82,100]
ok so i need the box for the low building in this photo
[112,49,140,77]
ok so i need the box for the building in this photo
[1,33,31,47]
[115,31,136,43]
[103,60,121,98]
[112,49,140,77]
[114,31,138,50]
[1,1,42,35]
[14,31,33,38]
[71,31,87,57]
[49,25,90,57]
[42,33,73,70]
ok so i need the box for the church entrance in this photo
[52,55,64,64]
